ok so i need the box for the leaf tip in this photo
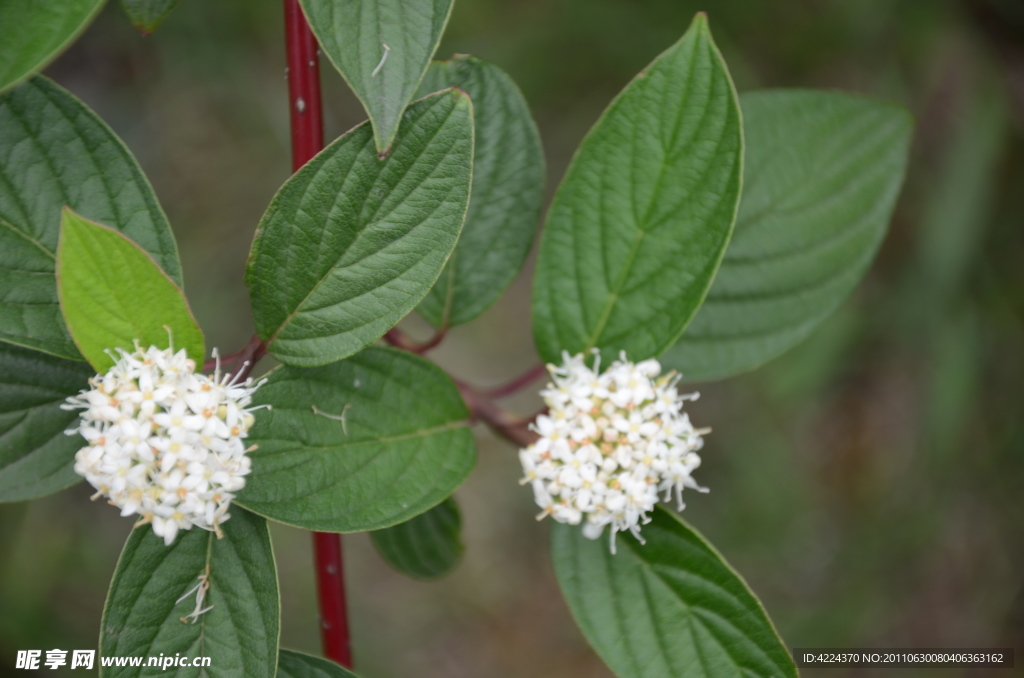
[448,85,471,102]
[59,206,89,240]
[434,53,471,66]
[446,87,475,120]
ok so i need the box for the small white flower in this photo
[519,350,708,553]
[63,342,268,545]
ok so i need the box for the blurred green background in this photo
[2,0,1023,676]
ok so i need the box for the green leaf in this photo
[0,76,182,359]
[0,342,93,502]
[278,650,360,678]
[532,14,743,366]
[238,347,475,532]
[119,0,181,35]
[100,509,279,678]
[56,209,204,371]
[246,89,473,367]
[552,507,796,678]
[0,0,106,94]
[415,55,545,327]
[663,90,912,381]
[299,0,454,154]
[370,496,462,579]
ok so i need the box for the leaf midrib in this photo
[581,38,724,352]
[266,98,461,345]
[621,535,792,676]
[251,418,470,456]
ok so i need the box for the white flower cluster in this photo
[520,351,708,553]
[63,343,266,546]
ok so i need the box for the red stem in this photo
[285,0,324,169]
[312,532,351,665]
[384,328,540,446]
[457,380,539,447]
[284,0,353,668]
[383,326,447,354]
[483,363,548,399]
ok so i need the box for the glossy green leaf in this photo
[532,14,743,366]
[663,90,912,381]
[370,496,462,579]
[246,89,473,367]
[415,55,545,327]
[278,650,361,678]
[299,0,454,154]
[100,508,279,678]
[552,507,796,678]
[0,0,106,94]
[238,347,474,532]
[0,76,182,359]
[0,342,93,502]
[119,0,181,34]
[56,209,203,371]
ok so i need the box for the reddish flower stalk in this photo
[383,326,447,353]
[384,328,540,447]
[457,380,540,447]
[483,363,548,399]
[284,0,353,668]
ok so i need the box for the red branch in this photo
[457,381,539,447]
[383,327,447,353]
[312,533,351,665]
[383,328,540,447]
[285,0,324,169]
[483,363,548,399]
[284,0,353,669]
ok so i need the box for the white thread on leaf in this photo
[312,404,351,435]
[177,567,213,624]
[371,43,391,77]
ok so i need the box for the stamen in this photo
[226,362,249,387]
[211,347,221,381]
